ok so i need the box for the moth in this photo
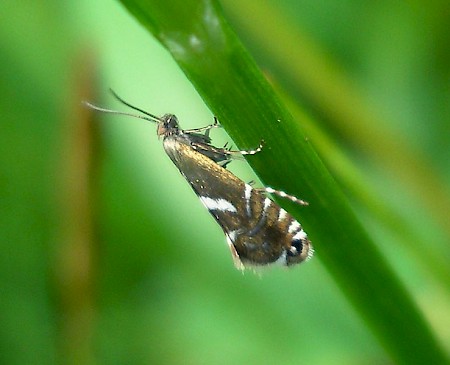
[84,91,313,270]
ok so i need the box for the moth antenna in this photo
[108,89,161,121]
[82,101,158,123]
[82,88,164,124]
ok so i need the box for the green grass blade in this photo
[116,1,448,364]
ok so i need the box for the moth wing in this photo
[163,138,312,268]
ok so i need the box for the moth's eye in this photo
[167,115,178,128]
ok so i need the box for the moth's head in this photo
[157,114,179,138]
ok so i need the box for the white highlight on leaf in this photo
[200,196,237,213]
[189,34,202,50]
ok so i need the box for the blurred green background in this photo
[1,1,449,364]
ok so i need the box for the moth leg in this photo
[190,142,235,165]
[190,140,262,169]
[183,117,220,136]
[256,187,309,206]
[217,158,233,168]
[221,139,264,157]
